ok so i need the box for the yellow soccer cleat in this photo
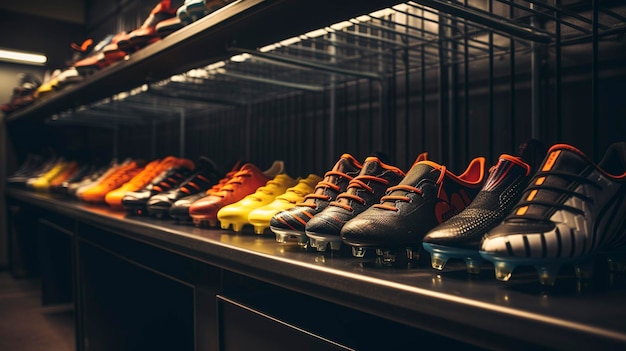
[28,159,69,192]
[248,174,322,234]
[217,173,298,232]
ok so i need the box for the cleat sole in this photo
[271,227,308,246]
[307,233,342,252]
[479,251,601,285]
[422,243,484,274]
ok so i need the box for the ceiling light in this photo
[0,48,47,65]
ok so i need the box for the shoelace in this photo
[296,170,354,209]
[373,165,447,212]
[127,161,161,187]
[153,169,188,192]
[179,171,214,194]
[206,170,238,195]
[330,175,390,212]
[511,170,601,220]
[101,164,138,187]
[211,170,252,198]
[248,180,282,201]
[277,184,311,202]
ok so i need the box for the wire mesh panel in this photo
[47,0,626,175]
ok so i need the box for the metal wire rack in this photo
[46,0,626,172]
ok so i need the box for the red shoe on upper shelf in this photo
[116,0,177,54]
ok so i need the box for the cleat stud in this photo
[607,258,626,273]
[352,247,366,258]
[575,260,595,280]
[494,263,514,282]
[406,248,418,261]
[329,240,342,251]
[377,249,396,265]
[537,265,560,286]
[431,255,447,271]
[465,257,483,275]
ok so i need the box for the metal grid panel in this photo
[45,0,626,173]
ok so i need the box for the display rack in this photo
[3,1,626,350]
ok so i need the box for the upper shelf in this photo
[4,0,403,124]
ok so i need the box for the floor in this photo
[0,271,74,351]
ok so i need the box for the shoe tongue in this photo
[518,145,592,219]
[196,157,218,172]
[333,154,361,173]
[541,144,590,175]
[399,161,441,187]
[357,157,386,177]
[482,155,527,192]
[516,138,547,172]
[598,142,626,176]
[339,157,385,197]
[238,163,262,174]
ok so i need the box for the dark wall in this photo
[0,11,85,69]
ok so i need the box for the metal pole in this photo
[530,3,542,140]
[592,0,599,160]
[179,108,185,158]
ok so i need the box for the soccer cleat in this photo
[479,143,626,286]
[79,160,145,203]
[34,68,82,99]
[70,160,120,198]
[1,73,41,114]
[34,69,61,99]
[177,0,206,24]
[340,156,485,264]
[249,174,322,235]
[105,156,194,208]
[146,157,223,218]
[269,154,361,247]
[217,174,299,232]
[117,0,176,53]
[28,159,69,191]
[72,34,119,74]
[169,193,207,222]
[305,156,407,253]
[168,161,241,222]
[178,0,231,24]
[50,163,93,195]
[47,161,80,189]
[422,139,546,274]
[189,160,285,228]
[7,154,47,187]
[155,16,183,37]
[121,158,195,214]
